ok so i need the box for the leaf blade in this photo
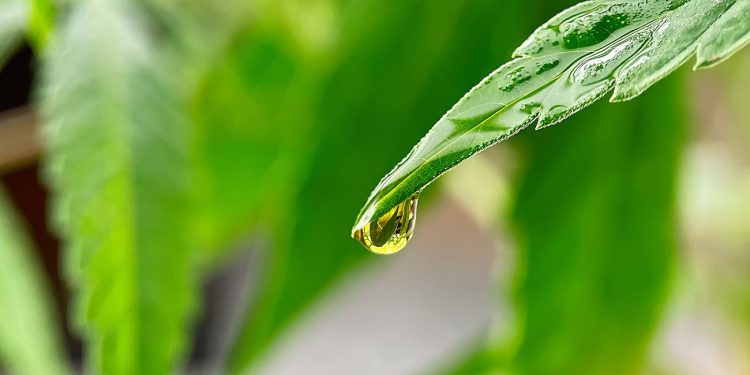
[226,0,502,371]
[612,0,735,100]
[353,0,750,229]
[40,1,197,374]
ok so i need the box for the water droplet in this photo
[520,102,541,115]
[535,59,560,75]
[352,194,419,255]
[499,66,532,92]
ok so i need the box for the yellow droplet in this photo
[352,194,419,255]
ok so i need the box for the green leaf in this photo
[190,29,319,261]
[509,75,685,375]
[40,1,196,374]
[27,0,55,50]
[695,0,750,68]
[226,0,508,371]
[352,0,750,231]
[190,4,338,371]
[0,0,27,66]
[611,0,742,100]
[0,190,69,375]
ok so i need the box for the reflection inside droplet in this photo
[352,194,419,255]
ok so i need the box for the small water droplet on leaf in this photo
[352,194,419,255]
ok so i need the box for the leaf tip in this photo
[693,54,713,70]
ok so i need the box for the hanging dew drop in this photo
[352,194,419,255]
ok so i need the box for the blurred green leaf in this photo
[40,1,197,374]
[225,0,530,372]
[188,3,339,372]
[190,27,324,262]
[0,0,27,66]
[142,0,254,91]
[508,76,685,375]
[27,0,54,50]
[353,0,748,231]
[0,190,68,375]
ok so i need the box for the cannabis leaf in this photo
[227,0,494,371]
[695,0,750,68]
[41,1,196,374]
[353,0,750,232]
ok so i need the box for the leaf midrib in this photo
[363,2,696,223]
[86,7,141,371]
[361,52,583,225]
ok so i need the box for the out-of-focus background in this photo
[0,0,748,374]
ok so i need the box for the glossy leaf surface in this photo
[353,0,750,233]
[226,0,510,371]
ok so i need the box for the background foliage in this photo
[0,0,747,374]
